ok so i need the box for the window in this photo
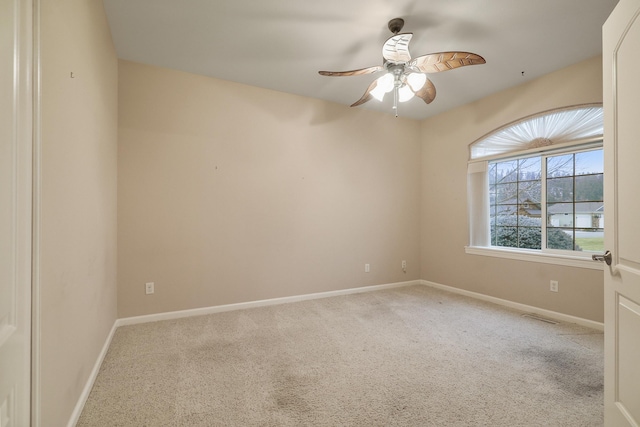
[466,104,604,269]
[489,148,603,253]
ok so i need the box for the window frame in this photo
[466,140,604,271]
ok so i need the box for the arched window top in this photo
[469,104,603,160]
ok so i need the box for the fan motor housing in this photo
[388,18,405,34]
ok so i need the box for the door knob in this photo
[592,250,612,266]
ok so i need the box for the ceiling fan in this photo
[319,18,486,117]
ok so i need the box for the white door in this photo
[0,0,33,426]
[603,0,640,425]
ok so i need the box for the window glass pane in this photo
[495,183,518,204]
[488,163,497,185]
[518,203,541,219]
[490,215,498,245]
[494,205,518,216]
[518,227,541,249]
[496,227,518,247]
[575,202,605,228]
[547,203,574,227]
[547,228,575,250]
[518,215,541,228]
[547,177,574,202]
[518,180,541,204]
[575,174,603,202]
[547,154,574,178]
[575,229,604,252]
[518,157,541,181]
[496,160,518,183]
[494,212,518,226]
[575,150,604,175]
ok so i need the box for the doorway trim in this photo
[31,0,42,424]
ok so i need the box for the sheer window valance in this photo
[469,104,603,160]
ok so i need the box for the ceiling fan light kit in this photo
[319,18,486,117]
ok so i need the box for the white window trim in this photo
[465,245,604,270]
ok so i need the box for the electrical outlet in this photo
[365,264,370,273]
[402,260,407,272]
[145,282,155,295]
[550,280,558,292]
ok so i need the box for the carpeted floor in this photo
[77,285,604,426]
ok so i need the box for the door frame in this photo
[2,0,37,425]
[31,0,42,424]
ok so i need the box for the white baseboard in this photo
[67,321,118,427]
[420,280,604,331]
[116,280,422,327]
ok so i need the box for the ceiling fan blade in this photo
[412,77,436,104]
[350,79,380,107]
[382,33,413,64]
[411,52,486,73]
[318,65,383,77]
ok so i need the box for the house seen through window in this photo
[489,148,604,252]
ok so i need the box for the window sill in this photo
[464,246,604,270]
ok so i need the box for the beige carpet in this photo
[77,285,603,426]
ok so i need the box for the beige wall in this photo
[420,56,604,322]
[118,57,605,322]
[117,60,421,318]
[40,1,118,425]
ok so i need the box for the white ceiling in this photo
[103,0,618,120]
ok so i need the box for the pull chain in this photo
[393,86,399,117]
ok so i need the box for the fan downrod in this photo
[388,18,405,34]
